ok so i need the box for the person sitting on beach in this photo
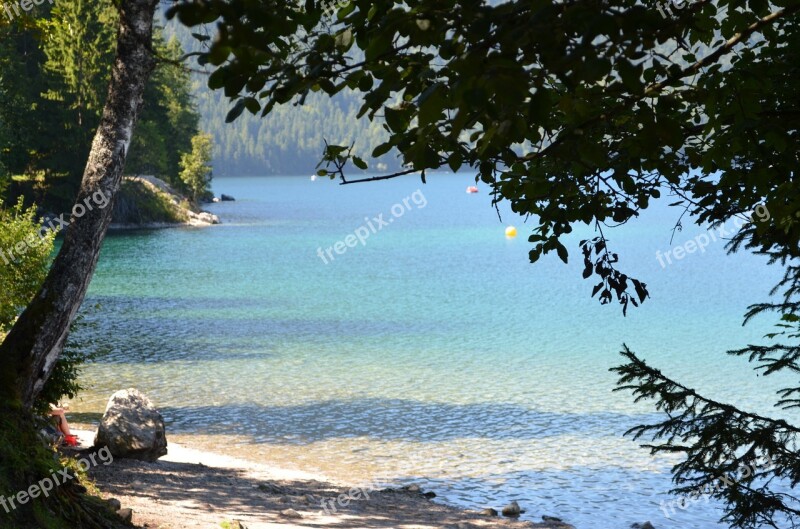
[50,404,79,447]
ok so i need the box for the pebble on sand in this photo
[501,501,522,517]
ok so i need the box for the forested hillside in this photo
[0,2,203,211]
[1,5,403,198]
[162,17,402,176]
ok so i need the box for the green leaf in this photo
[243,97,261,114]
[226,99,247,123]
[208,69,228,90]
[372,142,393,157]
[618,60,642,92]
[335,29,354,50]
[418,83,446,126]
[448,153,462,173]
[556,243,568,264]
[337,1,356,20]
[384,107,411,133]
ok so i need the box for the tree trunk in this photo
[0,0,158,409]
[0,8,158,526]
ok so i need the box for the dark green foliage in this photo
[614,345,800,528]
[179,133,214,202]
[167,0,799,309]
[167,0,800,526]
[33,317,97,417]
[0,199,56,334]
[613,234,800,527]
[0,409,63,528]
[0,199,90,431]
[0,24,76,208]
[0,2,201,212]
[2,3,159,528]
[41,0,118,182]
[126,33,200,188]
[0,408,127,529]
[581,237,649,316]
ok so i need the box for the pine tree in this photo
[127,32,200,185]
[0,24,72,204]
[41,0,118,181]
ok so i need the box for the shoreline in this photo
[72,429,575,529]
[107,175,221,230]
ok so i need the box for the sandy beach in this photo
[70,430,574,529]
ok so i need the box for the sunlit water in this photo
[67,175,798,528]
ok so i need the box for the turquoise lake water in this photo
[69,175,798,528]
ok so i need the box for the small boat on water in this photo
[466,186,479,194]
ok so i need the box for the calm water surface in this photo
[69,175,798,528]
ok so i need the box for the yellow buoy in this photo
[505,226,517,238]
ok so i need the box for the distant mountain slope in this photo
[162,18,401,177]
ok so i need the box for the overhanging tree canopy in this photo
[168,0,800,527]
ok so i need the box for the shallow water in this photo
[69,175,798,528]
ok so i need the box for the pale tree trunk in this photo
[0,0,158,409]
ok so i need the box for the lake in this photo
[69,175,798,528]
